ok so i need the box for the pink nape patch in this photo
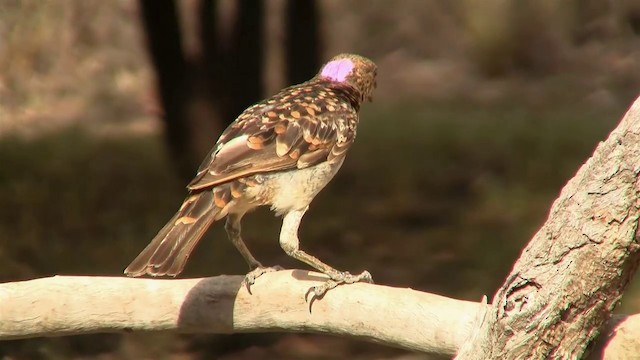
[320,59,354,82]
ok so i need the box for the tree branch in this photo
[0,272,638,358]
[0,271,478,354]
[456,96,640,359]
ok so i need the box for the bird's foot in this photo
[242,265,284,293]
[306,270,373,302]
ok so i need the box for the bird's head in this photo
[317,53,377,103]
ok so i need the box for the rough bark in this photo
[0,273,639,359]
[456,97,640,359]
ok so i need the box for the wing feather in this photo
[187,82,358,191]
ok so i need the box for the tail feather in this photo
[124,191,219,277]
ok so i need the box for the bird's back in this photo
[187,79,361,192]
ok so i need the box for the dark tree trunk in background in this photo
[286,0,320,84]
[200,0,265,126]
[198,0,222,107]
[138,0,193,178]
[139,0,319,180]
[226,0,264,121]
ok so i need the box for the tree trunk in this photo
[285,0,321,84]
[456,97,640,358]
[138,0,194,178]
[139,0,322,179]
[139,0,268,179]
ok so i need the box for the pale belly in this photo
[243,158,345,215]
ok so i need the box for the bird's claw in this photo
[305,270,373,303]
[242,265,284,293]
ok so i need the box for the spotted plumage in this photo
[189,79,362,192]
[125,54,377,298]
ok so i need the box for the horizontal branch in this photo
[0,271,638,358]
[1,271,477,354]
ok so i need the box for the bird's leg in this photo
[225,214,282,289]
[279,208,373,299]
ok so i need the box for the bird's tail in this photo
[124,191,220,277]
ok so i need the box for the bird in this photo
[125,53,377,298]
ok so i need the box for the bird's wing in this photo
[187,95,357,191]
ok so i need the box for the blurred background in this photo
[1,0,640,359]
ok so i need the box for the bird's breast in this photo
[243,158,345,216]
